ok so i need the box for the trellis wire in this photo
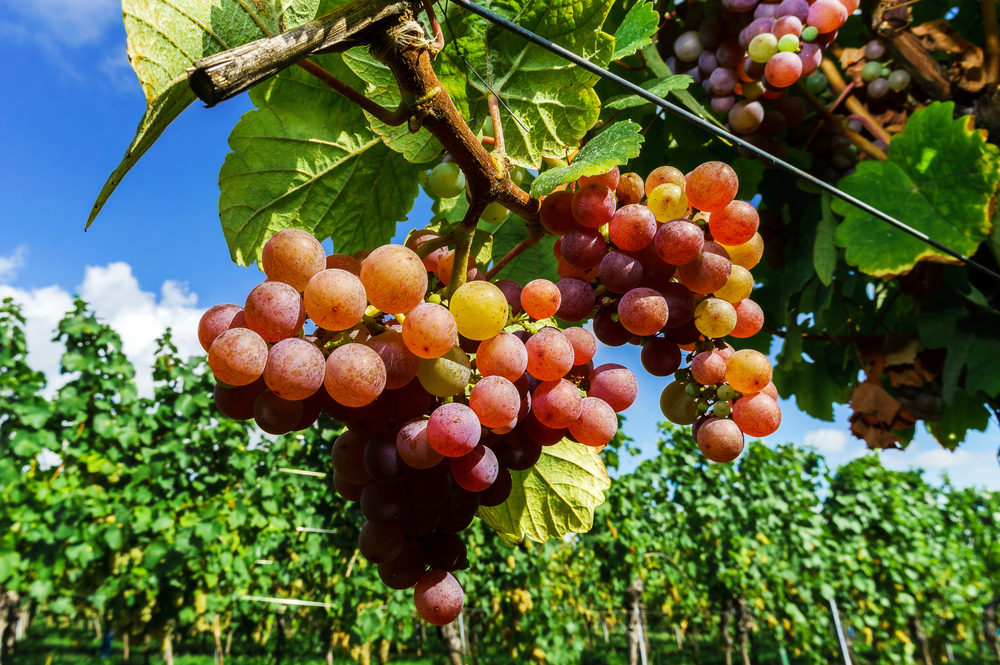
[448,0,1000,283]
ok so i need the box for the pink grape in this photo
[326,253,362,275]
[263,337,325,400]
[378,541,427,589]
[556,278,596,322]
[262,228,326,291]
[359,522,404,564]
[414,570,464,625]
[361,244,428,314]
[208,328,268,386]
[696,417,745,462]
[712,96,737,114]
[599,252,644,294]
[778,0,809,19]
[244,281,306,342]
[609,204,656,251]
[476,332,528,382]
[532,379,583,428]
[427,403,481,457]
[677,242,732,294]
[615,172,644,205]
[480,467,512,506]
[709,201,760,246]
[617,287,669,336]
[640,337,682,376]
[654,220,705,266]
[213,378,265,420]
[660,282,697,328]
[253,390,303,435]
[470,375,520,428]
[728,100,765,135]
[690,351,727,385]
[402,302,458,359]
[808,0,848,33]
[366,330,420,390]
[198,304,242,352]
[572,183,617,228]
[539,190,581,235]
[561,229,606,269]
[363,435,406,483]
[799,43,823,76]
[708,68,738,96]
[593,309,632,346]
[774,15,803,37]
[765,51,803,88]
[525,327,575,381]
[521,279,561,320]
[450,444,499,492]
[731,299,764,338]
[569,397,618,446]
[578,166,620,190]
[332,429,371,484]
[520,412,566,446]
[588,363,638,412]
[304,269,367,332]
[495,279,524,316]
[333,473,365,502]
[563,327,597,365]
[324,343,386,407]
[396,418,443,470]
[733,393,782,436]
[643,166,686,196]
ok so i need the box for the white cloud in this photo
[0,246,27,282]
[0,258,204,398]
[803,428,849,455]
[0,0,120,47]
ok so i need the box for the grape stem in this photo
[818,59,893,144]
[487,93,506,155]
[421,0,445,57]
[485,231,541,280]
[445,201,487,299]
[296,59,408,125]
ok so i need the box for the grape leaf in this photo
[612,1,659,59]
[530,121,644,196]
[813,192,837,286]
[88,0,331,228]
[218,54,418,264]
[832,102,1000,277]
[478,439,611,542]
[437,0,616,168]
[603,76,693,111]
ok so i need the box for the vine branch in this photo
[984,0,1000,88]
[819,59,893,145]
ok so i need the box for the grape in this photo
[779,0,810,19]
[253,390,302,435]
[777,34,800,52]
[520,279,561,320]
[476,333,527,382]
[691,351,728,385]
[709,200,760,246]
[674,30,704,61]
[555,278,596,322]
[708,68,737,97]
[677,243,733,294]
[647,183,689,222]
[437,486,481,533]
[406,507,441,538]
[754,2,781,18]
[798,43,823,76]
[801,25,818,42]
[653,220,705,266]
[378,541,427,589]
[363,435,406,483]
[199,304,243,352]
[326,253,362,275]
[408,465,453,509]
[451,444,499,492]
[588,363,638,412]
[532,379,583,428]
[561,229,606,269]
[359,521,404,564]
[615,172,644,206]
[888,69,911,91]
[405,228,440,253]
[414,570,464,625]
[481,201,510,224]
[572,184,617,228]
[592,308,632,346]
[480,466,513,506]
[539,190,581,235]
[494,279,524,316]
[861,61,883,83]
[659,283,695,328]
[427,533,469,571]
[748,33,778,63]
[640,337,682,376]
[244,281,306,342]
[867,78,890,99]
[208,328,268,386]
[470,375,521,428]
[644,166,686,196]
[519,413,565,447]
[807,0,847,33]
[740,17,775,49]
[557,257,600,282]
[435,250,477,286]
[864,39,886,60]
[720,232,764,269]
[360,245,428,314]
[263,338,325,400]
[333,472,365,502]
[730,299,764,338]
[694,297,738,338]
[617,287,669,336]
[733,393,782,436]
[665,319,701,346]
[839,0,860,12]
[214,378,265,420]
[660,381,699,424]
[711,96,736,114]
[805,71,828,93]
[303,269,367,332]
[324,343,386,407]
[427,161,466,199]
[774,16,803,37]
[696,417,744,462]
[569,397,618,447]
[765,51,803,88]
[392,418,439,470]
[728,100,765,134]
[725,349,773,394]
[262,229,326,292]
[427,403,481,457]
[715,40,742,69]
[578,166,620,190]
[402,302,458,359]
[449,281,509,341]
[599,252,644,294]
[563,327,597,366]
[609,204,657,251]
[686,162,739,214]
[366,330,419,390]
[416,346,470,398]
[332,429,372,484]
[525,327,575,381]
[699,50,719,74]
[713,265,753,304]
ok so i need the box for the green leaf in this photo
[219,54,419,264]
[530,122,644,196]
[612,1,659,59]
[478,439,611,542]
[438,0,616,168]
[813,192,837,286]
[604,76,693,111]
[640,44,723,128]
[832,102,1000,277]
[88,0,329,227]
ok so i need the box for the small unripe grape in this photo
[427,162,466,199]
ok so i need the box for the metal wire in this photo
[449,0,1000,282]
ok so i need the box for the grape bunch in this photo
[197,226,637,625]
[535,160,782,462]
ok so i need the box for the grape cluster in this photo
[198,226,637,624]
[537,161,782,463]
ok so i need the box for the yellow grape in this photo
[719,232,764,270]
[646,183,689,222]
[449,281,510,341]
[725,349,773,394]
[713,265,754,303]
[694,298,737,338]
[416,345,471,397]
[660,381,699,425]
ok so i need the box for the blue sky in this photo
[0,0,997,489]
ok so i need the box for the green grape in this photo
[427,162,466,199]
[697,402,709,414]
[805,72,828,94]
[801,26,819,42]
[660,381,699,425]
[777,34,800,52]
[510,167,527,185]
[888,69,911,91]
[481,201,510,224]
[717,384,741,402]
[417,346,471,397]
[684,382,700,397]
[881,66,891,78]
[748,33,779,63]
[861,61,883,82]
[712,401,732,418]
[449,281,510,341]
